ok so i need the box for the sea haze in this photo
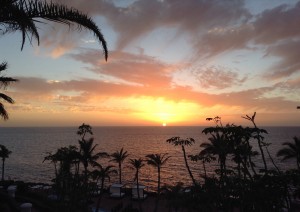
[0,126,299,191]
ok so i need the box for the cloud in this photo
[9,74,297,116]
[37,23,85,58]
[51,0,251,50]
[191,65,247,89]
[254,2,300,45]
[264,40,300,79]
[70,50,175,87]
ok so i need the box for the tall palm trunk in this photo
[1,159,5,181]
[119,162,122,184]
[154,167,161,212]
[136,170,142,212]
[181,145,197,186]
[202,161,207,178]
[95,176,105,212]
[157,166,161,195]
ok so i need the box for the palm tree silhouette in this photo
[200,133,230,181]
[0,0,108,59]
[146,153,170,212]
[110,148,129,184]
[92,164,117,211]
[189,151,216,179]
[166,136,197,186]
[43,145,79,201]
[77,124,108,181]
[79,138,108,181]
[145,153,170,195]
[0,144,11,181]
[0,62,17,120]
[277,136,300,169]
[129,158,145,211]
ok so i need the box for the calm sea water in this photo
[0,126,299,191]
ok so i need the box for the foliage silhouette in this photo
[0,62,17,120]
[128,158,145,212]
[166,136,197,186]
[0,0,108,120]
[277,136,300,170]
[0,144,11,181]
[91,164,117,212]
[0,0,108,59]
[146,153,170,212]
[110,147,129,184]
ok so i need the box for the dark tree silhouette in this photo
[0,144,11,181]
[189,151,216,179]
[129,158,145,211]
[77,123,93,140]
[242,112,268,172]
[146,153,170,212]
[92,164,117,211]
[145,153,170,195]
[0,62,17,120]
[110,148,129,184]
[0,0,108,59]
[1,0,108,119]
[277,136,300,169]
[166,136,197,186]
[200,133,230,181]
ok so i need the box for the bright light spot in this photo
[127,97,200,125]
[162,123,167,127]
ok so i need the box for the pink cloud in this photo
[10,75,298,114]
[71,50,175,87]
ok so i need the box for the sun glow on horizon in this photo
[129,97,201,125]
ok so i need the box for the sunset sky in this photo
[0,0,300,127]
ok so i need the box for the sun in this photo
[162,123,167,127]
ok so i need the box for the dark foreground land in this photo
[0,183,192,212]
[2,184,300,212]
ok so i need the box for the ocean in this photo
[0,126,299,191]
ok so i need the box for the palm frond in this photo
[19,0,108,59]
[0,103,9,120]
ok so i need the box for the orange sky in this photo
[0,0,300,127]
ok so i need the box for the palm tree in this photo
[76,123,108,181]
[0,144,11,181]
[129,158,145,211]
[189,151,216,179]
[110,148,129,184]
[145,153,170,195]
[200,132,231,181]
[78,137,108,181]
[166,137,197,186]
[43,145,79,200]
[92,164,117,212]
[0,62,17,120]
[277,136,300,169]
[146,153,170,212]
[0,0,108,60]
